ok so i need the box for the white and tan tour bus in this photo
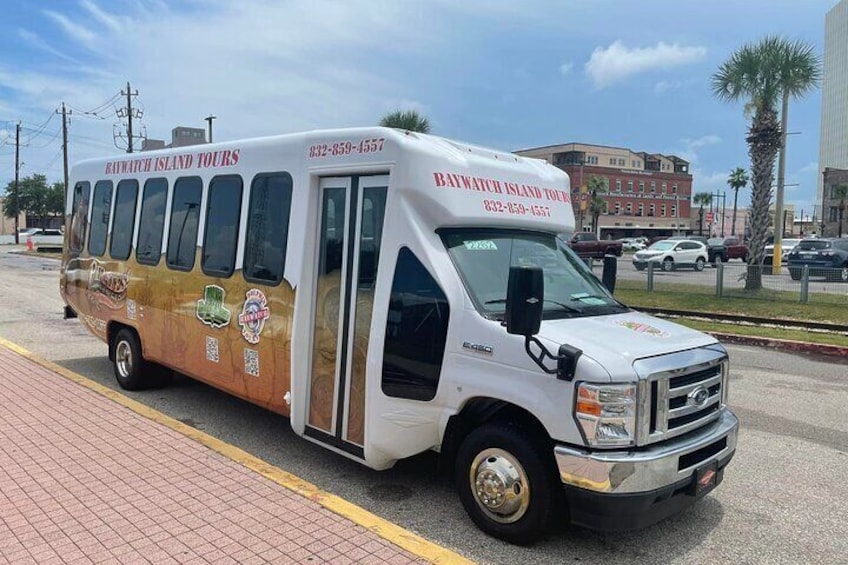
[60,127,738,544]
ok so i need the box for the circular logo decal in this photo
[238,289,270,344]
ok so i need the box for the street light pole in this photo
[204,115,216,143]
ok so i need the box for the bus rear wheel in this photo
[455,422,557,545]
[113,328,165,390]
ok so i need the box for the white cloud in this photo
[17,29,79,63]
[585,41,707,89]
[559,62,573,76]
[43,10,97,50]
[682,135,722,149]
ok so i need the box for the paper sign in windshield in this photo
[464,240,498,251]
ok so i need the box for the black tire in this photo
[842,265,848,283]
[635,265,645,271]
[789,267,802,281]
[662,257,674,272]
[695,257,706,271]
[455,422,558,545]
[112,328,151,390]
[712,254,723,268]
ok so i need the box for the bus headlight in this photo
[575,382,637,447]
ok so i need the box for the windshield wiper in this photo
[484,298,582,313]
[570,293,626,307]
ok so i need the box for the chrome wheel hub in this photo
[470,448,530,524]
[116,341,132,378]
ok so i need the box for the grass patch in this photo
[668,317,848,348]
[615,286,848,326]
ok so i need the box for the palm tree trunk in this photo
[731,188,739,236]
[745,106,781,291]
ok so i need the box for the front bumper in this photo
[554,409,738,530]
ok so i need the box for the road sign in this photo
[706,212,714,223]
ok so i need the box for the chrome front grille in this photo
[635,346,727,446]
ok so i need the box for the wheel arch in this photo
[107,321,139,362]
[440,396,553,475]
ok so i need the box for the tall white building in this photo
[818,0,848,207]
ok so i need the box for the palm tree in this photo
[379,110,431,133]
[712,36,820,290]
[727,167,748,236]
[693,192,713,236]
[587,175,608,235]
[833,183,848,238]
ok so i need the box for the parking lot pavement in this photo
[0,340,467,565]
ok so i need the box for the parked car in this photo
[763,238,801,266]
[565,232,623,259]
[632,239,709,271]
[786,238,848,282]
[26,228,65,250]
[666,235,726,265]
[621,237,646,251]
[707,236,749,263]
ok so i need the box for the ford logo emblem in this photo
[687,386,710,408]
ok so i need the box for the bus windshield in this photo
[441,229,628,320]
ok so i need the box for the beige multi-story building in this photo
[818,0,848,207]
[141,126,207,151]
[515,142,693,238]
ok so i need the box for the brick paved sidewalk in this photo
[0,345,432,565]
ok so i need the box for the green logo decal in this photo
[196,285,232,328]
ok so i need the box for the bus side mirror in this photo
[505,266,543,337]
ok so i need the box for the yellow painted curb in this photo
[0,337,474,565]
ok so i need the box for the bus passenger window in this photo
[87,181,112,257]
[244,172,293,285]
[110,179,139,261]
[202,175,243,277]
[166,177,202,271]
[382,248,450,401]
[136,178,168,266]
[69,181,90,254]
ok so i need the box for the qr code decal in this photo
[244,348,259,377]
[205,336,219,363]
[126,299,136,320]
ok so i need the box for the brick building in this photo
[515,142,693,238]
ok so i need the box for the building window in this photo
[831,207,839,222]
[626,203,633,214]
[382,247,449,401]
[243,172,294,285]
[627,181,634,192]
[649,204,655,216]
[671,205,677,217]
[662,182,667,193]
[87,181,112,257]
[110,179,139,261]
[202,175,243,277]
[609,157,616,165]
[661,204,667,217]
[639,181,645,192]
[166,177,203,271]
[614,202,621,215]
[637,204,644,216]
[650,181,656,193]
[619,159,625,166]
[136,178,168,266]
[672,184,678,194]
[615,179,621,192]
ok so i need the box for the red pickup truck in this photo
[708,236,749,263]
[566,232,623,258]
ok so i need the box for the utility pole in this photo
[121,82,139,153]
[205,115,216,143]
[58,103,71,198]
[13,122,21,244]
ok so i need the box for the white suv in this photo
[632,239,709,271]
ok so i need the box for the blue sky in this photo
[0,0,836,218]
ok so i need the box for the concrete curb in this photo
[708,331,848,360]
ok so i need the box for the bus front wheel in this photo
[455,422,557,545]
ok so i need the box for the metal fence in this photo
[596,258,848,305]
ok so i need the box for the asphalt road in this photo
[1,247,846,565]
